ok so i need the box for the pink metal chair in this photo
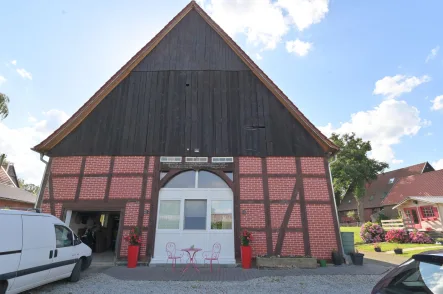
[202,242,221,272]
[166,242,183,271]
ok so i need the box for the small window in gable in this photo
[369,194,374,201]
[388,178,395,184]
[185,157,208,163]
[212,157,234,163]
[160,156,182,163]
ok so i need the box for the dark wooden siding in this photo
[48,70,323,157]
[134,10,249,71]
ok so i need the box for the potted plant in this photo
[331,249,343,265]
[240,229,253,269]
[319,259,327,267]
[394,247,403,255]
[123,226,141,268]
[349,250,364,266]
[373,243,381,252]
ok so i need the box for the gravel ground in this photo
[32,272,381,294]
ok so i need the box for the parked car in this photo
[0,209,92,294]
[372,249,443,294]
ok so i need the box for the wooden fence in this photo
[381,219,405,230]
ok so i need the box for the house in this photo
[0,162,36,209]
[32,1,341,263]
[338,162,434,223]
[383,170,443,232]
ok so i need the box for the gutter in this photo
[35,154,49,210]
[327,153,346,258]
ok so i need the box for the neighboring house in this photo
[0,162,36,209]
[338,162,434,222]
[383,170,443,232]
[32,1,342,263]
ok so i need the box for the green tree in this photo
[330,133,389,220]
[0,92,10,120]
[18,178,40,195]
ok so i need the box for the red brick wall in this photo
[44,156,152,259]
[0,199,34,209]
[239,156,339,260]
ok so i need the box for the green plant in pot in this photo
[373,243,381,252]
[394,247,403,255]
[331,249,343,265]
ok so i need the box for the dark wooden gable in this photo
[134,10,248,71]
[47,8,324,157]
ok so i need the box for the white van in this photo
[0,209,92,294]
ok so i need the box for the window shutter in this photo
[433,206,440,218]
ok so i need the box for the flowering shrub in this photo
[409,230,433,244]
[241,229,253,246]
[385,229,410,243]
[123,226,141,246]
[360,222,385,243]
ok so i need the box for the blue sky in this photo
[0,0,442,184]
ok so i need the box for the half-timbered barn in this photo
[33,1,342,264]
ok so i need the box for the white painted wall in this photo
[151,188,235,265]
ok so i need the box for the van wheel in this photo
[0,281,7,294]
[69,259,83,282]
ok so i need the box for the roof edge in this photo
[33,1,339,154]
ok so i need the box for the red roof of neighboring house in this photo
[0,165,17,187]
[337,162,433,211]
[382,169,443,206]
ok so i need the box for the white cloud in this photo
[201,0,288,50]
[392,159,404,164]
[277,0,329,31]
[0,76,6,86]
[199,0,329,51]
[0,109,69,184]
[319,99,427,165]
[432,159,443,170]
[373,75,430,99]
[255,53,263,60]
[426,132,433,136]
[286,39,313,56]
[431,95,443,111]
[10,60,17,66]
[16,68,32,80]
[425,46,439,63]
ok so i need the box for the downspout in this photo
[327,153,346,258]
[35,153,49,210]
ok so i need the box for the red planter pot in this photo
[127,245,140,268]
[241,245,252,269]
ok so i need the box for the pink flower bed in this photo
[409,230,433,244]
[360,222,385,243]
[385,229,410,243]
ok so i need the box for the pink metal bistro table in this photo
[180,247,202,273]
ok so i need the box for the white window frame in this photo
[388,178,395,184]
[160,156,182,163]
[185,157,208,163]
[211,157,234,163]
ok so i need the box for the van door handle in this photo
[54,249,58,258]
[49,250,53,259]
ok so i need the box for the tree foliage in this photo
[330,133,389,218]
[18,178,40,195]
[0,92,10,120]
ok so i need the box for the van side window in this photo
[54,225,73,248]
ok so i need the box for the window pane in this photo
[158,200,180,229]
[164,171,196,188]
[198,171,229,188]
[55,225,73,248]
[160,172,167,180]
[225,172,233,181]
[211,200,232,230]
[184,200,207,230]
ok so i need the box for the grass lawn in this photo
[340,226,439,253]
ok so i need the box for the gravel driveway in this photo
[32,271,381,294]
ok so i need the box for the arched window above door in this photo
[163,170,229,188]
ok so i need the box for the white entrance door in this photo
[151,187,235,265]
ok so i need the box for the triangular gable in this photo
[33,1,338,154]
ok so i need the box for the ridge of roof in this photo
[32,1,339,155]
